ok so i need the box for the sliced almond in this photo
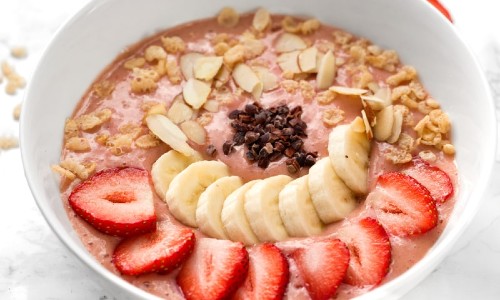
[194,56,223,81]
[374,105,394,142]
[298,47,318,73]
[167,96,194,124]
[277,51,301,74]
[374,87,392,106]
[146,114,195,156]
[253,8,271,32]
[361,110,373,140]
[180,120,206,145]
[360,95,386,111]
[316,50,336,89]
[275,33,307,53]
[329,86,368,96]
[214,64,231,88]
[232,63,262,99]
[180,52,204,80]
[183,78,212,109]
[387,106,403,144]
[252,66,279,91]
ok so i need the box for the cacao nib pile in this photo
[222,102,317,173]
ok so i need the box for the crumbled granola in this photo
[118,123,142,139]
[366,50,399,72]
[315,90,337,105]
[161,36,186,54]
[130,68,160,93]
[135,133,160,149]
[223,44,246,68]
[322,108,345,126]
[59,159,94,180]
[93,80,115,98]
[145,103,168,118]
[64,119,79,139]
[217,7,240,28]
[51,164,76,181]
[123,57,146,70]
[197,112,213,126]
[65,137,91,152]
[299,80,316,101]
[351,65,374,89]
[166,57,182,84]
[301,19,321,35]
[144,45,167,62]
[332,30,353,46]
[386,65,417,86]
[106,134,134,156]
[75,109,111,132]
[214,42,230,56]
[281,80,299,93]
[385,146,412,164]
[95,133,109,145]
[241,38,266,60]
[418,150,437,162]
[281,16,302,33]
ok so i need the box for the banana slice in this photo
[308,158,357,223]
[244,175,292,242]
[166,160,230,227]
[328,117,371,195]
[278,175,323,237]
[151,150,202,201]
[196,176,243,239]
[221,180,261,245]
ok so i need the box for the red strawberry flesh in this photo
[428,0,453,22]
[69,167,156,237]
[368,172,438,237]
[177,238,249,300]
[291,238,350,300]
[113,221,195,276]
[338,218,391,287]
[403,158,453,203]
[233,243,289,300]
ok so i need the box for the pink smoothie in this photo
[59,12,458,300]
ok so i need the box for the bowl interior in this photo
[21,0,496,299]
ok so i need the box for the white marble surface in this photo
[0,0,499,299]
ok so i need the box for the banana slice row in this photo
[151,116,370,244]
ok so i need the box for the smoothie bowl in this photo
[20,0,496,299]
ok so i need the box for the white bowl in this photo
[20,0,496,299]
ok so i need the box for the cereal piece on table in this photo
[13,103,22,121]
[161,36,186,54]
[135,133,160,149]
[322,108,345,126]
[123,57,146,70]
[217,7,240,28]
[93,80,115,98]
[10,46,28,59]
[0,136,19,150]
[1,61,14,77]
[65,137,91,152]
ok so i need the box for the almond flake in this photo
[217,7,239,28]
[183,78,212,109]
[329,85,368,96]
[167,96,194,124]
[194,56,223,81]
[252,8,271,31]
[252,66,278,91]
[387,105,404,144]
[275,33,307,53]
[316,50,336,89]
[203,100,220,113]
[360,95,387,111]
[180,53,205,80]
[180,120,206,145]
[277,51,301,74]
[361,110,373,140]
[298,47,319,73]
[146,114,195,156]
[374,105,394,142]
[232,63,262,99]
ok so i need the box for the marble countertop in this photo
[1,0,499,299]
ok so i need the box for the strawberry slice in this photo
[69,167,156,237]
[337,218,391,287]
[367,172,438,237]
[177,238,249,300]
[113,221,195,276]
[428,0,453,22]
[403,158,453,203]
[290,238,350,300]
[233,243,289,300]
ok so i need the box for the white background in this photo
[1,0,499,299]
